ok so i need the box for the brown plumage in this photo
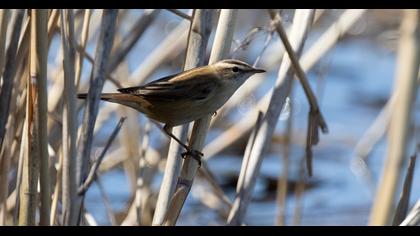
[78,59,265,164]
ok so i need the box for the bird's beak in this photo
[252,68,266,73]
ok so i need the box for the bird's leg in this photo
[163,124,189,150]
[163,124,203,166]
[181,150,203,167]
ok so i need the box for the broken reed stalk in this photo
[226,9,315,226]
[75,9,118,225]
[152,9,212,226]
[30,9,50,226]
[203,9,365,161]
[268,9,328,176]
[162,9,237,226]
[60,9,78,226]
[369,9,420,226]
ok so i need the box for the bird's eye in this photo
[232,66,239,72]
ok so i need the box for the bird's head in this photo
[212,59,266,85]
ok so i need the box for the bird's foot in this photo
[181,149,203,167]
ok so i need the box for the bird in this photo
[78,59,266,165]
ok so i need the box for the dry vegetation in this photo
[0,9,419,226]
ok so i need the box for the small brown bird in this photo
[78,59,265,164]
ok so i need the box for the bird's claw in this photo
[181,149,203,167]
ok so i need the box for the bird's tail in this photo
[77,93,144,112]
[77,93,122,102]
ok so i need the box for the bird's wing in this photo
[117,74,219,102]
[117,72,180,94]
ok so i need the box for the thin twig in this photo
[78,117,126,195]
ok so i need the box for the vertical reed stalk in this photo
[75,9,118,224]
[152,9,212,226]
[60,9,78,225]
[30,9,50,225]
[369,10,420,225]
[163,9,237,226]
[0,9,9,75]
[19,12,41,225]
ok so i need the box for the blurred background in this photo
[0,9,419,226]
